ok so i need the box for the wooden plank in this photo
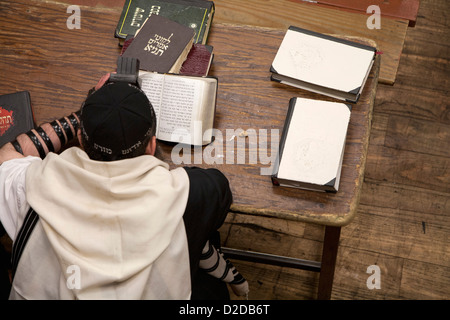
[373,1,450,123]
[374,56,449,123]
[331,248,405,299]
[384,115,450,157]
[399,259,450,299]
[289,0,420,26]
[333,247,450,300]
[374,85,449,124]
[226,261,320,300]
[365,144,450,192]
[400,1,450,59]
[360,180,450,221]
[341,205,450,267]
[213,0,408,84]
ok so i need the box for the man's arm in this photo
[0,112,80,165]
[0,73,111,165]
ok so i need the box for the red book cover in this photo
[0,91,35,147]
[179,44,213,76]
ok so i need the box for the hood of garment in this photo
[25,147,190,299]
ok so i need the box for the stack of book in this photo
[116,0,215,76]
[114,0,217,146]
[270,26,376,192]
[115,0,215,46]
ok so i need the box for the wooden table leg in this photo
[317,226,341,300]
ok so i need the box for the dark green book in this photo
[115,0,215,46]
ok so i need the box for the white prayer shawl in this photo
[10,147,191,300]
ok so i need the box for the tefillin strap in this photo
[36,127,55,153]
[67,114,79,133]
[50,120,66,145]
[25,131,46,159]
[58,117,74,141]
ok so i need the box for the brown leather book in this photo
[122,39,214,77]
[122,14,195,73]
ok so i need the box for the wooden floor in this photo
[0,0,448,300]
[218,0,449,300]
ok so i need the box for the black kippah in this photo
[80,82,156,159]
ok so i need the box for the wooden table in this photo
[157,25,381,299]
[0,1,379,300]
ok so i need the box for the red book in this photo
[0,91,35,147]
[179,44,214,77]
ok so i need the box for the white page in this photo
[272,28,375,93]
[139,71,203,144]
[139,72,164,121]
[157,76,203,143]
[277,98,350,185]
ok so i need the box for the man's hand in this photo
[94,73,112,91]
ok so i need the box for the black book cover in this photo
[0,91,35,147]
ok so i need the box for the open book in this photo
[139,71,217,145]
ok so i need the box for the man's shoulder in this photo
[182,167,232,219]
[183,167,231,195]
[183,167,228,183]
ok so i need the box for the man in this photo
[0,76,247,299]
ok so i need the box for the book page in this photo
[157,76,203,144]
[139,71,204,145]
[139,72,164,120]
